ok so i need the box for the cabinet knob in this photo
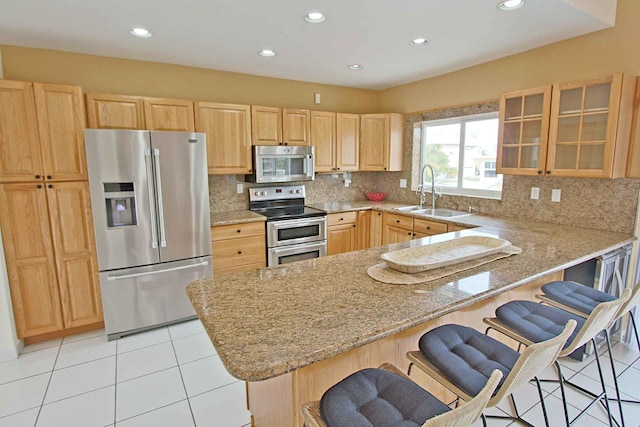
[377,213,381,216]
[248,169,252,173]
[384,167,387,171]
[546,170,551,175]
[48,184,53,189]
[340,218,344,221]
[236,229,241,233]
[407,232,412,235]
[396,220,400,223]
[353,224,356,228]
[413,232,416,236]
[337,167,340,170]
[237,251,242,255]
[426,226,431,230]
[36,184,42,189]
[47,175,52,180]
[284,142,288,146]
[35,175,41,179]
[537,170,543,175]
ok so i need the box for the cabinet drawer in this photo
[383,212,413,231]
[447,224,471,232]
[211,221,265,241]
[413,218,447,235]
[328,211,357,227]
[212,235,265,266]
[215,261,266,276]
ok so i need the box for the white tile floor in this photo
[1,319,639,427]
[0,320,251,427]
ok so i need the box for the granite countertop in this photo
[210,210,266,227]
[187,213,635,382]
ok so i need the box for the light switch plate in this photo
[400,179,407,188]
[551,189,561,202]
[236,183,244,194]
[530,187,540,200]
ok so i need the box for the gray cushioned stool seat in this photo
[418,324,517,397]
[320,368,450,427]
[542,280,615,315]
[495,300,585,349]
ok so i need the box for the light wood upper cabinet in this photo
[547,73,636,178]
[0,183,64,337]
[87,93,195,132]
[143,97,195,132]
[626,78,640,177]
[311,111,336,172]
[497,86,552,176]
[336,113,360,172]
[196,102,252,175]
[34,83,87,181]
[251,106,282,145]
[360,113,404,171]
[283,109,311,146]
[47,182,102,328]
[0,80,43,183]
[0,80,86,183]
[0,181,102,337]
[498,73,637,178]
[86,93,145,130]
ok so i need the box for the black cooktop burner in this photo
[252,205,326,221]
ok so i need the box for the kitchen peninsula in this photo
[187,211,635,427]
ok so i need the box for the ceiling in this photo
[0,0,616,90]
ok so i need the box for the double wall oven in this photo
[249,185,326,266]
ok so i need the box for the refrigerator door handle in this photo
[153,148,167,248]
[106,261,210,281]
[144,149,159,249]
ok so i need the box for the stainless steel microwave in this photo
[246,145,315,183]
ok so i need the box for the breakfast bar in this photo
[186,212,635,427]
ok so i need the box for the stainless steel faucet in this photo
[418,163,439,210]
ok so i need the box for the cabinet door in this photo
[197,102,252,174]
[34,83,88,181]
[547,73,634,178]
[497,87,551,176]
[143,97,195,132]
[336,113,360,172]
[327,223,357,255]
[283,109,310,146]
[357,210,371,250]
[382,224,414,245]
[251,106,282,145]
[86,93,145,129]
[0,183,63,337]
[0,80,43,182]
[311,111,336,172]
[387,113,404,172]
[47,182,103,328]
[370,211,383,248]
[360,114,388,171]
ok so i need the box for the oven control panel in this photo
[249,185,306,202]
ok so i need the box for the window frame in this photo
[419,111,502,200]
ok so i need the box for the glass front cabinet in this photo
[497,73,637,178]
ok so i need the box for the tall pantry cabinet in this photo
[0,80,103,339]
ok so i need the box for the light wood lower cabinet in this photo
[327,212,358,255]
[211,222,266,275]
[413,218,448,239]
[0,181,102,338]
[382,212,414,244]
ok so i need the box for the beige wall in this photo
[379,0,640,113]
[0,45,380,113]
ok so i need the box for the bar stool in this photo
[483,288,631,427]
[301,363,502,427]
[406,321,576,427]
[538,281,640,423]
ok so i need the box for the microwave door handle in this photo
[144,149,159,249]
[153,148,167,248]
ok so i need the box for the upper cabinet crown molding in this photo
[0,79,87,182]
[498,73,637,179]
[86,92,195,132]
[359,113,404,171]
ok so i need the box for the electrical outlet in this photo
[236,183,244,194]
[551,189,561,202]
[400,179,407,188]
[530,187,540,200]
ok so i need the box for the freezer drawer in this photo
[100,256,212,340]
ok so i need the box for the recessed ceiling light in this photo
[497,0,525,11]
[411,38,429,46]
[129,27,152,38]
[348,64,364,71]
[305,12,326,23]
[259,49,276,57]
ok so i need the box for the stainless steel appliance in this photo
[85,129,212,340]
[249,185,326,266]
[247,145,315,183]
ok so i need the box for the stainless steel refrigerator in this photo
[84,129,212,340]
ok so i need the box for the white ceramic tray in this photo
[380,236,512,274]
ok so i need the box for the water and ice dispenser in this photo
[104,182,137,227]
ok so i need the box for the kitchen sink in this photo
[395,206,470,218]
